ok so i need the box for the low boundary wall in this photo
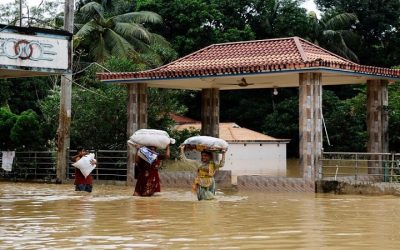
[160,171,315,192]
[237,176,315,192]
[316,180,400,196]
[159,170,232,189]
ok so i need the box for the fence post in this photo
[95,149,99,180]
[355,153,358,182]
[390,152,395,183]
[34,151,37,179]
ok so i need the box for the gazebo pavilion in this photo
[98,37,400,191]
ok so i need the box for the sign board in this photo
[0,25,72,78]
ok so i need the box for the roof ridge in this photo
[296,37,356,64]
[144,43,217,73]
[293,37,308,62]
[211,37,296,47]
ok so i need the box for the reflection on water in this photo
[1,182,399,249]
[287,158,301,177]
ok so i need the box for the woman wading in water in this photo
[181,147,225,200]
[134,145,170,196]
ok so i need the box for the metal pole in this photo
[56,0,74,183]
[19,0,22,26]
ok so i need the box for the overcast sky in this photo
[3,0,44,5]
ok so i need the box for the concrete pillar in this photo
[299,72,322,181]
[201,88,220,137]
[127,83,148,185]
[367,79,388,176]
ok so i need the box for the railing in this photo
[321,152,400,183]
[0,151,57,181]
[2,150,399,183]
[0,150,129,181]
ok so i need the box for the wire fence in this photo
[321,152,400,183]
[0,150,128,182]
[2,150,400,183]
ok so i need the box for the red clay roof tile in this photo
[174,122,290,142]
[98,37,400,81]
[169,114,200,124]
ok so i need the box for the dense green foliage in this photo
[0,107,47,150]
[74,1,175,63]
[315,0,400,66]
[0,108,17,150]
[136,0,311,56]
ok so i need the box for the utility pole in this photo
[19,0,22,26]
[56,0,74,183]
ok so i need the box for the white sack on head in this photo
[182,136,228,152]
[128,129,175,149]
[72,153,96,178]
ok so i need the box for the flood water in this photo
[1,182,399,249]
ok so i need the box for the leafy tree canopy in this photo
[0,107,17,150]
[137,0,311,56]
[74,1,174,64]
[315,0,400,67]
[0,0,63,28]
[0,77,54,115]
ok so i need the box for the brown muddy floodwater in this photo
[1,182,400,249]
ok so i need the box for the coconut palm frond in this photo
[324,35,359,62]
[140,51,163,68]
[112,11,162,24]
[325,13,358,30]
[77,2,105,21]
[91,35,111,62]
[129,37,153,53]
[330,45,359,63]
[72,36,82,50]
[113,22,151,43]
[73,3,173,64]
[322,29,339,39]
[104,29,136,59]
[149,33,170,47]
[339,30,360,43]
[336,37,359,62]
[341,47,359,63]
[74,23,85,32]
[75,21,99,39]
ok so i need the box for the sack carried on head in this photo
[182,136,228,152]
[128,129,175,149]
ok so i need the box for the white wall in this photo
[0,32,69,70]
[184,142,287,185]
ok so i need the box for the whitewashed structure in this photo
[0,24,72,78]
[175,122,290,184]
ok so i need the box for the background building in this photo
[174,117,290,184]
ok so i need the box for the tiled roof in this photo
[98,37,400,81]
[169,114,200,124]
[174,122,290,142]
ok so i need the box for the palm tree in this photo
[307,11,359,62]
[74,1,171,63]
